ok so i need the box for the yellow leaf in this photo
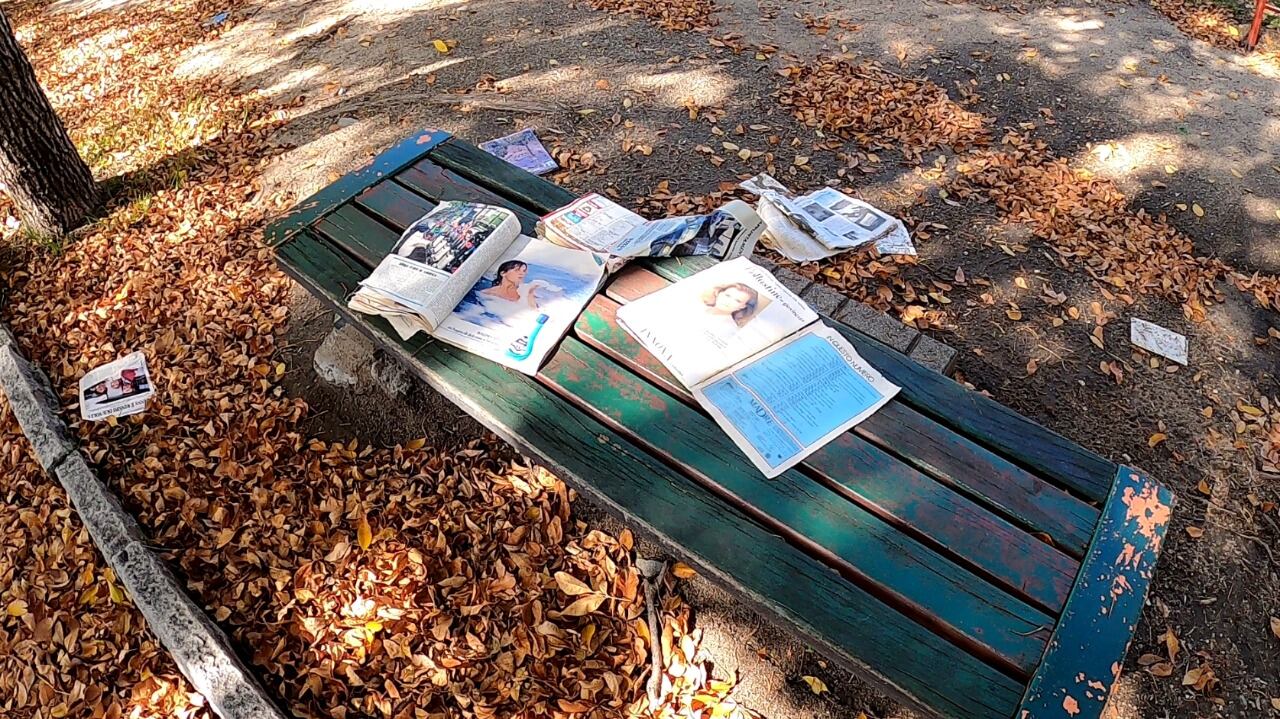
[1014,277,1028,289]
[1175,203,1188,211]
[561,593,605,617]
[6,600,27,617]
[1197,479,1212,495]
[1271,698,1280,710]
[671,562,697,579]
[1006,308,1023,321]
[1239,404,1264,416]
[1230,168,1243,178]
[357,517,372,550]
[554,571,593,596]
[1164,164,1177,174]
[801,675,828,694]
[108,580,125,604]
[1148,432,1167,448]
[1192,203,1204,217]
[405,437,427,450]
[581,623,597,646]
[737,148,751,161]
[432,39,449,54]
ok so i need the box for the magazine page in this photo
[479,128,558,175]
[615,257,817,387]
[79,351,156,421]
[692,323,899,478]
[358,201,521,329]
[540,194,647,254]
[433,237,607,375]
[798,188,896,250]
[611,200,764,260]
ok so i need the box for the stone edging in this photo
[0,327,286,719]
[750,258,958,374]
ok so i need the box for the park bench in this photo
[264,129,1174,719]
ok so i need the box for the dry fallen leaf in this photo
[1185,526,1203,538]
[671,562,698,579]
[432,38,450,53]
[356,516,372,550]
[555,571,594,596]
[801,675,829,695]
[1270,616,1280,640]
[561,593,606,617]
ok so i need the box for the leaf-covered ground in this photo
[2,0,1279,717]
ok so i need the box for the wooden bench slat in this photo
[574,293,1078,614]
[399,161,542,233]
[858,402,1098,557]
[429,137,578,215]
[642,257,1118,504]
[263,129,450,247]
[354,179,437,229]
[314,204,401,265]
[541,335,1053,678]
[275,228,1025,719]
[604,267,1100,558]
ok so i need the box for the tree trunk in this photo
[0,8,96,238]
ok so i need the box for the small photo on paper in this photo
[801,202,835,222]
[79,351,155,421]
[394,202,507,272]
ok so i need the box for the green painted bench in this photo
[265,129,1175,719]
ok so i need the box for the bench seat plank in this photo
[541,336,1053,677]
[429,137,578,215]
[264,129,451,247]
[574,293,1078,614]
[354,179,436,229]
[644,258,1117,504]
[274,227,1025,719]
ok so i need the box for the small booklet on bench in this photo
[616,258,899,477]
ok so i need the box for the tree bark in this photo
[0,8,96,238]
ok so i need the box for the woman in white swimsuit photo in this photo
[477,260,559,323]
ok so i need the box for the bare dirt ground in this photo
[5,0,1278,715]
[162,0,1280,715]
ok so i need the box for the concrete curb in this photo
[751,257,958,375]
[0,331,286,719]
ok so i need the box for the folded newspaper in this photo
[740,173,914,261]
[480,128,558,175]
[348,201,524,336]
[616,258,899,477]
[538,193,765,271]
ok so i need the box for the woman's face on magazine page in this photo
[713,287,752,314]
[502,264,527,284]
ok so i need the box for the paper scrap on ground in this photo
[480,128,558,175]
[740,173,915,259]
[79,351,155,421]
[1130,318,1188,365]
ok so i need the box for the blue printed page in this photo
[693,324,899,478]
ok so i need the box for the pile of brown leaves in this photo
[952,131,1280,319]
[0,409,207,719]
[777,57,990,161]
[587,0,718,32]
[1149,0,1241,50]
[1148,0,1280,74]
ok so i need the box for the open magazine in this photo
[539,193,764,270]
[348,202,522,334]
[616,258,899,477]
[433,236,607,375]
